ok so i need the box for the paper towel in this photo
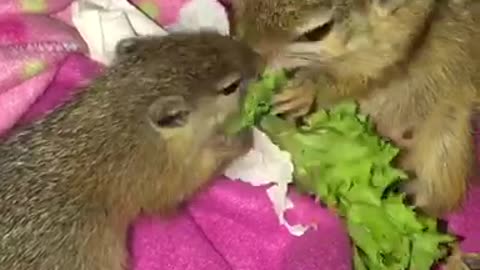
[225,128,309,236]
[165,0,230,35]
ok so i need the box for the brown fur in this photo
[0,32,261,270]
[232,0,480,217]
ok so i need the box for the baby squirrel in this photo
[231,0,480,218]
[0,32,262,270]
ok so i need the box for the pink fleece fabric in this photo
[0,13,90,134]
[0,1,478,270]
[129,0,190,26]
[0,0,72,15]
[129,179,352,270]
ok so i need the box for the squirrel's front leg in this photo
[272,71,317,120]
[399,99,473,217]
[272,70,371,120]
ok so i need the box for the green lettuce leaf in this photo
[234,70,455,270]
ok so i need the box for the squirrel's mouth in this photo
[214,127,253,152]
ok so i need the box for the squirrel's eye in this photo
[156,110,190,127]
[296,20,334,42]
[221,79,241,96]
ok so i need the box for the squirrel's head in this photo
[100,32,264,212]
[231,0,435,77]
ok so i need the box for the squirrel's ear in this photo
[372,0,406,16]
[147,95,191,136]
[115,37,141,57]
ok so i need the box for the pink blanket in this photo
[0,1,478,269]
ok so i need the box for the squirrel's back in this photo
[0,32,261,270]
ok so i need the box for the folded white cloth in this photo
[71,0,167,65]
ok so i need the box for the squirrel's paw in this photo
[272,79,316,120]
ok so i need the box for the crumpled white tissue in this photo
[71,0,167,65]
[165,0,230,36]
[225,128,309,236]
[71,0,306,236]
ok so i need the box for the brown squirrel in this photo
[0,32,262,270]
[231,0,480,218]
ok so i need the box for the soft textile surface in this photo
[0,11,94,134]
[0,0,478,269]
[130,178,352,270]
